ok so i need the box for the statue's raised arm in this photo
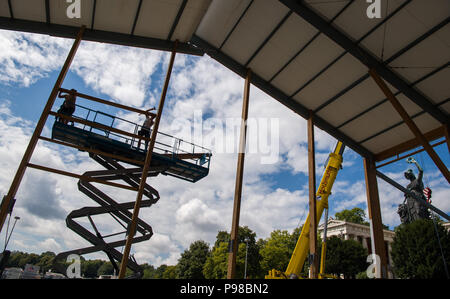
[407,157,423,182]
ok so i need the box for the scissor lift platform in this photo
[46,99,212,276]
[51,107,211,183]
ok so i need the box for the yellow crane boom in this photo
[266,141,345,279]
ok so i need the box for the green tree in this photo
[335,208,367,225]
[153,264,168,279]
[259,230,292,275]
[6,251,41,269]
[203,242,228,279]
[214,231,230,249]
[238,226,263,278]
[391,219,450,279]
[142,264,156,279]
[36,251,56,274]
[206,226,262,278]
[162,265,178,279]
[177,240,210,279]
[259,225,323,278]
[335,208,389,229]
[97,262,114,276]
[6,251,26,268]
[81,259,104,278]
[203,241,246,279]
[325,236,368,279]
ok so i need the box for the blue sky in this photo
[0,29,448,267]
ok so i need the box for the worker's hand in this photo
[406,157,417,164]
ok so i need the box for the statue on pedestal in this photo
[397,157,430,224]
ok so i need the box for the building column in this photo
[362,237,369,250]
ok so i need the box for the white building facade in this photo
[318,218,396,278]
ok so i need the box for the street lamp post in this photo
[244,237,249,279]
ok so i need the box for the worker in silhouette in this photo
[57,89,77,125]
[137,108,156,150]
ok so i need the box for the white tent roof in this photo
[0,0,211,55]
[1,0,448,161]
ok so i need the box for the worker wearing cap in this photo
[57,89,77,125]
[137,108,156,150]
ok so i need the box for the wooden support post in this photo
[369,69,450,184]
[227,69,251,279]
[118,43,177,279]
[0,26,85,233]
[308,111,318,279]
[363,158,388,279]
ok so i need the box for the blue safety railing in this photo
[53,103,211,168]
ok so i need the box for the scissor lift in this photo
[43,89,211,277]
[0,32,210,278]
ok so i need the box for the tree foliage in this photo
[7,208,412,280]
[391,219,450,279]
[335,207,389,229]
[142,264,156,279]
[162,265,178,279]
[259,230,293,274]
[324,236,368,279]
[204,226,263,279]
[203,241,232,279]
[335,207,367,225]
[81,259,104,278]
[177,240,210,279]
[97,262,114,276]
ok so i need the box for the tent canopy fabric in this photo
[1,0,448,161]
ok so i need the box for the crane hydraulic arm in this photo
[266,141,345,279]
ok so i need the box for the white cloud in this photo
[241,187,309,237]
[0,30,70,87]
[0,30,166,109]
[0,34,348,268]
[133,233,182,267]
[176,198,222,230]
[71,41,165,107]
[38,238,62,252]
